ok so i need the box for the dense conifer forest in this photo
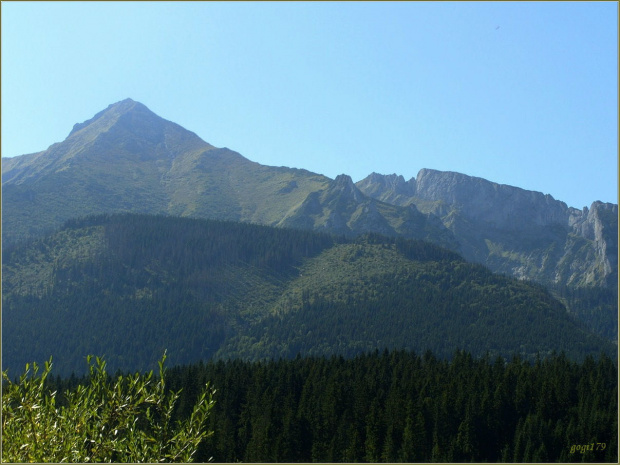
[3,214,615,375]
[43,349,617,463]
[548,283,618,342]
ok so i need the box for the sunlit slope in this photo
[1,99,332,244]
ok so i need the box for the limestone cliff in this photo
[357,170,618,288]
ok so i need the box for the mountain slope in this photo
[277,174,457,249]
[2,99,449,251]
[2,99,212,242]
[1,99,333,244]
[2,214,614,376]
[357,170,618,289]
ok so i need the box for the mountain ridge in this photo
[2,99,617,292]
[356,170,617,288]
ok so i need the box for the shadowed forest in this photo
[43,349,617,463]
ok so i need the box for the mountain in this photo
[277,173,457,248]
[2,99,616,339]
[2,213,614,376]
[3,100,615,291]
[357,171,617,289]
[1,98,453,250]
[1,99,329,242]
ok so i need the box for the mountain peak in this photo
[59,98,213,163]
[334,173,354,185]
[332,174,365,202]
[67,98,150,138]
[355,172,416,205]
[361,172,413,191]
[1,99,213,199]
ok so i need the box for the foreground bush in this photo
[1,353,215,463]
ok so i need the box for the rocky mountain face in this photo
[2,99,617,292]
[277,173,457,249]
[357,171,618,289]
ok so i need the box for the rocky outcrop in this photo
[355,172,416,205]
[569,202,618,285]
[331,174,365,204]
[357,170,618,288]
[413,169,572,230]
[278,174,458,249]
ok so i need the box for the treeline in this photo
[44,349,618,462]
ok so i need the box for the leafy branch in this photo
[1,352,215,463]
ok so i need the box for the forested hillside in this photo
[44,349,618,463]
[2,213,614,376]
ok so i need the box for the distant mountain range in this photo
[1,99,617,372]
[3,99,616,291]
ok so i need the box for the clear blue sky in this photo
[2,1,617,209]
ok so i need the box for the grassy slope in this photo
[1,99,332,245]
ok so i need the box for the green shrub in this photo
[1,353,215,463]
